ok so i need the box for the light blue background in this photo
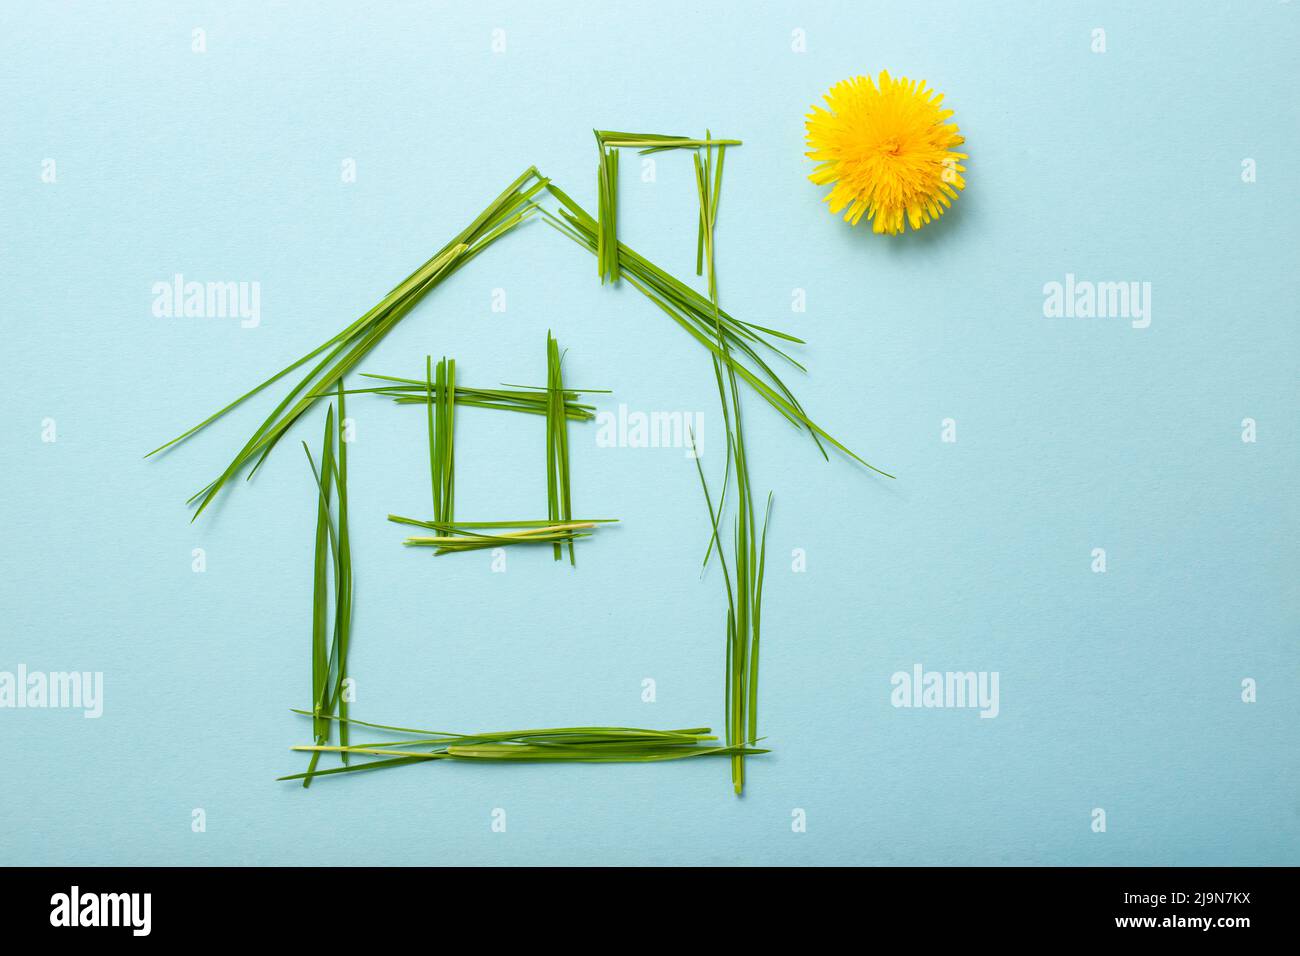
[1,1,1296,866]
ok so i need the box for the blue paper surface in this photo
[0,1,1296,865]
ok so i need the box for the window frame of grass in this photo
[386,334,614,561]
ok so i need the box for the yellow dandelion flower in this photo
[805,70,967,234]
